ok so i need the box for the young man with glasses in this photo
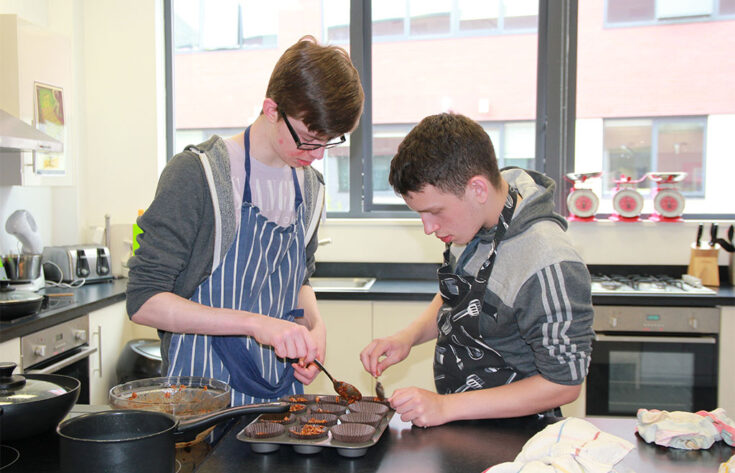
[127,36,364,405]
[360,113,594,427]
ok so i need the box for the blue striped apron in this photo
[166,127,307,406]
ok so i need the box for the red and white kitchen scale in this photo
[565,172,601,221]
[610,174,646,222]
[647,172,687,222]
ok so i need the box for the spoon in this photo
[312,359,362,404]
[375,378,386,401]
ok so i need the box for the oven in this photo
[21,315,97,404]
[586,305,719,416]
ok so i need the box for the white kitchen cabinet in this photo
[720,306,734,416]
[305,300,374,397]
[561,380,586,418]
[0,337,21,366]
[372,301,436,395]
[88,301,134,404]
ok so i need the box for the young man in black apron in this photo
[361,113,594,427]
[127,36,364,405]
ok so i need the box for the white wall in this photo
[0,0,733,279]
[0,0,165,258]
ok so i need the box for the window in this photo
[367,1,538,213]
[362,0,537,42]
[171,1,351,210]
[576,0,734,215]
[606,0,733,25]
[167,1,734,219]
[173,0,277,51]
[602,118,705,196]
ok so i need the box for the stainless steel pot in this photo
[2,254,42,281]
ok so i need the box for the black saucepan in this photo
[0,362,80,441]
[57,401,289,473]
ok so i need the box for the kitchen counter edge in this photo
[0,278,128,342]
[314,278,735,307]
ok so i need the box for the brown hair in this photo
[389,113,502,196]
[266,35,364,138]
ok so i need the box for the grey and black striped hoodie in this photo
[447,167,594,386]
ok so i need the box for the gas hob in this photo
[590,274,716,296]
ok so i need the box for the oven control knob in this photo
[689,317,698,330]
[73,329,88,342]
[609,316,618,328]
[33,345,46,357]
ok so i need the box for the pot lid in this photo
[131,339,162,361]
[0,281,43,305]
[0,362,69,405]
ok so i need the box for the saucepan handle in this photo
[175,401,289,439]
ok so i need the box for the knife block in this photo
[687,244,719,286]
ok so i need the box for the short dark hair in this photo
[389,113,501,196]
[266,36,364,138]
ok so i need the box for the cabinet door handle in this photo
[93,325,103,377]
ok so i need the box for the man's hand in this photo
[255,317,318,364]
[360,332,413,377]
[390,387,450,427]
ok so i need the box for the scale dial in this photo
[612,188,644,218]
[567,189,599,218]
[653,189,685,218]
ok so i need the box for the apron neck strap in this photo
[443,186,519,280]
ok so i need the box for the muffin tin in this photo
[237,396,394,458]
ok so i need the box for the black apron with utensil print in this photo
[434,187,520,394]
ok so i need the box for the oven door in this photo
[24,345,97,404]
[586,333,717,416]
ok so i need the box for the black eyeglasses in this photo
[280,112,346,150]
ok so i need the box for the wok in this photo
[0,361,80,441]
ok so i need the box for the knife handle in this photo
[696,223,703,247]
[710,223,718,247]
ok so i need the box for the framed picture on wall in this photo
[33,81,66,175]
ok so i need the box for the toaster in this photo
[42,245,113,283]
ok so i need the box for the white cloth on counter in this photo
[484,417,635,473]
[720,454,735,473]
[717,455,735,473]
[636,408,726,450]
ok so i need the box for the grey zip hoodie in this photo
[448,168,594,385]
[126,135,324,319]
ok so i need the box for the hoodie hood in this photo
[476,167,567,243]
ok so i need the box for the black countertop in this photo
[5,411,733,473]
[194,413,735,473]
[0,278,128,342]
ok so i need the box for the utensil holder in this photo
[687,244,719,286]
